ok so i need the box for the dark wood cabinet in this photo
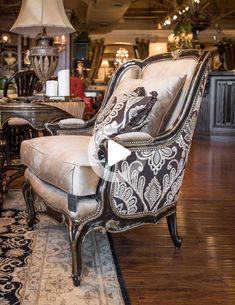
[195,71,235,140]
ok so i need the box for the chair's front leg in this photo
[68,220,89,286]
[166,212,182,248]
[22,181,37,228]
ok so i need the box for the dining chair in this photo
[3,70,39,191]
[3,70,39,97]
[21,50,210,286]
[3,70,39,155]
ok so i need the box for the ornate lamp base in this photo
[30,34,59,82]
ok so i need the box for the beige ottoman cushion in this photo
[21,135,100,196]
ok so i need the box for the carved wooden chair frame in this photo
[22,50,210,286]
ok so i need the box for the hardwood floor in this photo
[7,138,235,305]
[111,139,235,305]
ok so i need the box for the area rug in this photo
[0,190,130,305]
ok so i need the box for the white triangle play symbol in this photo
[108,140,131,166]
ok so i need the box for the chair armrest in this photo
[45,115,97,136]
[57,126,94,136]
[113,132,154,147]
[58,118,86,129]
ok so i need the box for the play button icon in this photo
[88,136,132,182]
[108,140,131,166]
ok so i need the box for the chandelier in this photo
[115,48,129,67]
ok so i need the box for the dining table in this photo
[0,97,85,206]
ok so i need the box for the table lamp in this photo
[10,0,75,82]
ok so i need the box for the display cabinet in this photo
[195,71,235,140]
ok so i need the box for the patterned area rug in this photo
[0,191,129,305]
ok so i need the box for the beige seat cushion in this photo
[21,135,100,196]
[25,168,100,221]
[8,118,29,126]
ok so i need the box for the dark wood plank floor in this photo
[111,139,235,305]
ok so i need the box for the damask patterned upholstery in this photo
[93,87,157,147]
[21,50,210,287]
[111,112,198,217]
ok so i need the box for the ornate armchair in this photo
[20,50,210,286]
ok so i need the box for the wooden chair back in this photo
[3,70,39,97]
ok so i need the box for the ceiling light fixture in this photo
[165,19,171,25]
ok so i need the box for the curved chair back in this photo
[3,70,39,97]
[101,50,209,137]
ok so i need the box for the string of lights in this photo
[161,0,208,30]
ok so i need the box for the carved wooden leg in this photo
[22,181,37,228]
[68,221,88,286]
[4,165,26,194]
[167,212,182,248]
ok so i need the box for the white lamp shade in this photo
[101,60,109,68]
[10,0,75,37]
[149,43,168,56]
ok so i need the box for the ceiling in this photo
[58,0,235,33]
[0,0,235,35]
